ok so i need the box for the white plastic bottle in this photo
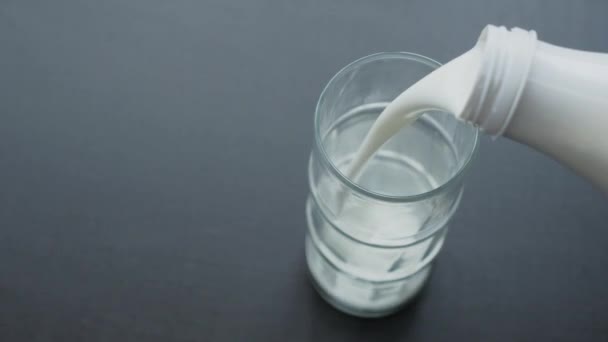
[459,25,608,192]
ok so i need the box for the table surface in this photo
[1,0,608,341]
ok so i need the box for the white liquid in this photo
[346,47,482,181]
[311,47,483,314]
[306,104,461,316]
[313,48,486,307]
[312,46,484,315]
[348,27,608,192]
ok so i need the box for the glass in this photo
[305,52,479,317]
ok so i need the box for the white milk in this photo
[345,47,481,181]
[348,25,608,192]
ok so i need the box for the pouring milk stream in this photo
[347,25,608,192]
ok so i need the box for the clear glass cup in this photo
[305,52,479,317]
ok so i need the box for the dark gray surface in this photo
[1,0,607,341]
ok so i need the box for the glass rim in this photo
[314,52,479,203]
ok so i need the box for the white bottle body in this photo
[504,42,608,191]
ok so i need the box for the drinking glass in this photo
[305,52,479,317]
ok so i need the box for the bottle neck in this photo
[460,25,538,136]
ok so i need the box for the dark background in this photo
[1,0,607,341]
